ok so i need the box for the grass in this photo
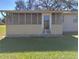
[0,25,6,36]
[0,25,78,59]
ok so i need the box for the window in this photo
[56,13,61,24]
[6,13,13,24]
[52,13,55,24]
[73,15,78,23]
[26,13,31,24]
[13,13,18,24]
[32,13,37,24]
[7,13,42,25]
[52,13,62,24]
[19,13,25,24]
[25,13,42,24]
[38,13,42,24]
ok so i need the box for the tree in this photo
[35,0,56,10]
[37,0,78,11]
[0,12,6,23]
[1,18,5,23]
[14,0,78,11]
[62,0,78,11]
[15,0,26,10]
[26,0,36,10]
[32,0,65,10]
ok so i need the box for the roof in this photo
[0,10,77,14]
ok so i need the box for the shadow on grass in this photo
[0,34,78,53]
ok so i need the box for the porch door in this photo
[43,14,51,34]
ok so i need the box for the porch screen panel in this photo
[6,13,13,24]
[32,13,37,24]
[38,13,42,24]
[19,13,25,24]
[52,13,55,24]
[13,13,18,24]
[56,13,62,24]
[26,13,31,24]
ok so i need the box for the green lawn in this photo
[0,25,6,36]
[0,25,78,59]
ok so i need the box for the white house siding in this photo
[51,25,63,35]
[6,25,42,37]
[63,14,78,32]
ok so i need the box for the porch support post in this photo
[37,13,38,24]
[55,13,56,24]
[24,13,26,24]
[6,12,8,25]
[12,13,13,25]
[31,13,32,24]
[62,13,64,24]
[42,13,44,33]
[7,13,9,24]
[18,13,20,24]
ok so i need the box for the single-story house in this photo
[0,10,78,37]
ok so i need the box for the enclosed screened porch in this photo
[3,11,63,37]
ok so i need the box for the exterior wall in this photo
[63,14,78,32]
[6,13,42,25]
[6,13,43,37]
[6,25,42,37]
[6,12,63,37]
[51,13,63,35]
[5,11,77,37]
[51,25,63,35]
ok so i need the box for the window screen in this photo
[38,13,42,24]
[52,13,62,24]
[32,13,37,24]
[19,13,25,24]
[52,13,55,24]
[13,13,18,24]
[56,13,61,24]
[26,13,31,24]
[6,13,13,24]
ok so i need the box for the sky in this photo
[0,0,17,18]
[0,0,29,18]
[0,0,16,10]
